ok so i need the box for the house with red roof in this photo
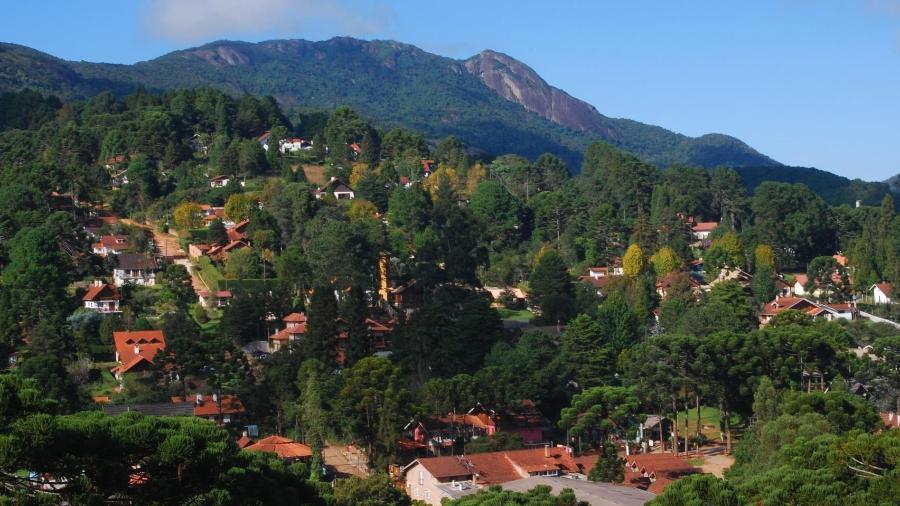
[111,330,166,380]
[690,221,718,242]
[82,281,122,313]
[92,235,131,257]
[871,282,893,304]
[759,296,857,326]
[198,290,232,308]
[269,312,308,352]
[171,393,245,425]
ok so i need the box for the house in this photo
[207,240,249,261]
[226,219,250,242]
[880,412,900,430]
[759,296,858,325]
[691,221,718,242]
[792,274,811,297]
[92,235,131,257]
[82,281,122,313]
[198,290,233,308]
[390,280,423,313]
[172,394,245,425]
[655,271,702,300]
[279,138,312,153]
[113,254,158,287]
[201,206,226,226]
[209,174,232,188]
[349,142,362,159]
[243,435,313,462]
[872,282,893,304]
[258,131,272,150]
[421,159,436,175]
[111,330,166,380]
[188,243,212,259]
[315,177,355,200]
[579,263,624,297]
[400,447,588,505]
[269,312,308,352]
[101,393,245,425]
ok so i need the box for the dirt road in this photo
[322,443,370,478]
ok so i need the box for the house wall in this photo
[403,465,462,506]
[874,287,891,304]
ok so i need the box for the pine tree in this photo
[588,442,625,483]
[528,250,574,325]
[342,286,371,368]
[304,284,339,366]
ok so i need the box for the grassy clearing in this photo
[302,165,327,185]
[194,256,223,289]
[497,308,534,321]
[87,367,119,398]
[674,406,744,440]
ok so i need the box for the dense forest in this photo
[0,86,897,505]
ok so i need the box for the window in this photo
[418,470,424,485]
[425,490,431,500]
[413,486,419,498]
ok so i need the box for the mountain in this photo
[734,165,891,206]
[1,37,778,170]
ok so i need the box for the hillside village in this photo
[0,87,898,505]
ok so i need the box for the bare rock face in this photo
[464,50,616,137]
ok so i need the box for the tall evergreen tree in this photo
[304,284,339,366]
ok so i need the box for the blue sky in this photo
[3,0,899,180]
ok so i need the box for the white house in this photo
[113,254,158,287]
[92,235,131,257]
[314,177,355,200]
[82,281,122,313]
[872,282,893,304]
[691,221,718,242]
[279,138,313,154]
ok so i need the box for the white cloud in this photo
[143,0,392,42]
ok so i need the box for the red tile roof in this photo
[410,446,582,485]
[83,283,121,302]
[691,222,718,233]
[112,330,166,374]
[622,453,699,495]
[874,282,892,295]
[244,436,312,459]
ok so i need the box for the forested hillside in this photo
[0,86,898,504]
[2,38,776,170]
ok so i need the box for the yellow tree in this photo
[623,244,644,277]
[465,162,487,197]
[423,166,460,200]
[347,199,379,222]
[650,246,681,278]
[350,162,372,188]
[224,193,254,222]
[173,202,202,230]
[754,244,776,271]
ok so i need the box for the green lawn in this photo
[194,256,223,289]
[497,308,534,321]
[87,366,120,398]
[673,406,744,440]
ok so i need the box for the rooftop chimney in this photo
[195,393,203,406]
[544,444,549,458]
[213,393,219,404]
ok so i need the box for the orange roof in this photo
[93,235,130,251]
[874,282,892,295]
[83,283,121,301]
[112,330,166,374]
[880,412,900,429]
[691,222,718,232]
[283,312,307,323]
[191,395,245,416]
[759,296,818,317]
[622,453,699,494]
[411,447,581,485]
[237,435,254,448]
[244,436,313,459]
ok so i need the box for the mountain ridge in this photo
[3,37,777,169]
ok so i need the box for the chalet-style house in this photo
[315,177,355,200]
[691,221,718,242]
[92,235,130,257]
[871,282,893,304]
[243,435,313,462]
[113,253,157,286]
[198,290,233,308]
[759,296,858,326]
[207,240,249,261]
[389,280,424,314]
[227,219,250,242]
[171,394,245,425]
[209,174,232,188]
[269,312,308,352]
[82,282,122,313]
[111,330,166,380]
